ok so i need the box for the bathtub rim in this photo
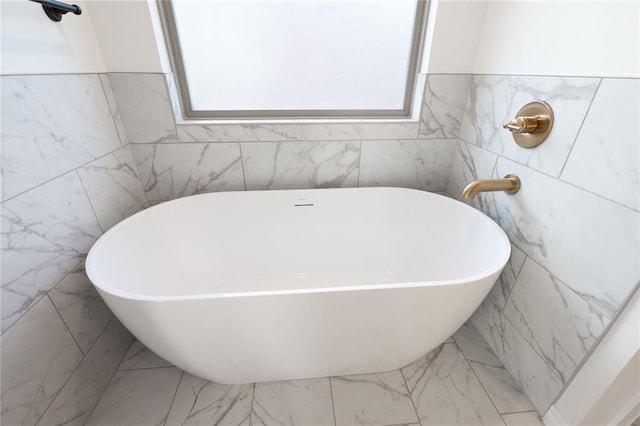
[86,187,511,302]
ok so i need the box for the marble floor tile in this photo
[85,367,182,426]
[251,378,334,426]
[1,297,83,426]
[501,411,543,426]
[118,340,173,370]
[166,372,253,426]
[48,264,113,353]
[36,319,134,426]
[331,370,418,426]
[402,343,504,425]
[453,324,535,414]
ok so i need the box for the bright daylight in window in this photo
[163,0,426,119]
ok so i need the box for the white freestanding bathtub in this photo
[86,187,510,384]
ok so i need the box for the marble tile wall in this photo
[109,73,471,202]
[447,75,640,415]
[1,74,146,425]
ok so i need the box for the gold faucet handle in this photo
[503,116,543,133]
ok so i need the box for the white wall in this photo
[426,0,640,78]
[0,0,105,74]
[86,0,169,73]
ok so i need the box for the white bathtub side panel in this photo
[98,274,499,384]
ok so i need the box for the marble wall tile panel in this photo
[331,371,418,426]
[487,158,639,318]
[402,343,504,425]
[242,141,359,190]
[85,367,182,425]
[1,74,121,200]
[487,244,526,310]
[252,378,334,426]
[108,73,177,143]
[98,74,128,145]
[1,297,83,426]
[131,143,245,201]
[453,324,535,414]
[561,78,640,211]
[497,317,564,414]
[359,139,457,192]
[419,74,472,139]
[301,122,419,141]
[459,75,600,177]
[48,265,113,354]
[77,147,147,231]
[118,340,172,370]
[446,140,497,211]
[503,259,609,383]
[1,172,102,332]
[177,124,303,142]
[36,319,134,426]
[166,373,253,426]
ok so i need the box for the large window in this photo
[161,0,428,119]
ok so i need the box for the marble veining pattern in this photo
[419,74,472,139]
[487,244,526,310]
[402,343,504,425]
[487,158,639,318]
[1,296,84,426]
[453,324,535,414]
[108,73,177,143]
[77,147,147,231]
[1,172,102,332]
[252,378,334,426]
[359,139,457,192]
[98,74,128,146]
[48,265,114,354]
[503,259,609,383]
[242,141,360,190]
[501,411,543,426]
[85,367,183,425]
[331,371,418,426]
[166,373,253,426]
[561,78,640,211]
[131,143,245,201]
[1,74,121,200]
[471,297,564,414]
[178,124,302,142]
[36,319,134,426]
[459,75,599,177]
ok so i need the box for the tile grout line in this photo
[1,256,86,337]
[399,364,422,425]
[47,291,89,356]
[453,339,508,424]
[76,170,105,234]
[97,73,128,147]
[126,136,458,145]
[84,338,138,424]
[356,140,363,188]
[162,370,185,426]
[33,315,116,426]
[557,78,604,178]
[328,376,338,426]
[238,142,248,191]
[248,382,256,425]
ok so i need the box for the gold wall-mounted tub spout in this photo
[462,175,521,199]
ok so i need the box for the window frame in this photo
[158,0,429,120]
